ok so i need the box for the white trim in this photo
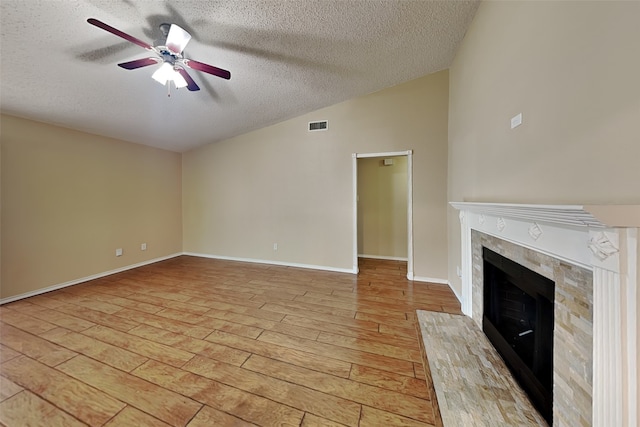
[623,228,638,427]
[0,253,183,305]
[353,150,413,281]
[454,206,596,272]
[593,265,623,426]
[412,275,450,286]
[411,275,461,304]
[450,202,640,228]
[472,223,593,272]
[449,281,463,303]
[459,210,473,316]
[358,254,408,261]
[355,150,410,159]
[352,153,359,273]
[183,252,356,274]
[407,150,414,280]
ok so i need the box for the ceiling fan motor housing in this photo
[157,47,182,66]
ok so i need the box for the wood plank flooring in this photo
[0,256,460,426]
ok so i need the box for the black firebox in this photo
[483,247,554,425]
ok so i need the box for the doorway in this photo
[352,151,413,279]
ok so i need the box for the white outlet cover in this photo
[510,113,523,129]
[141,243,147,251]
[116,248,123,257]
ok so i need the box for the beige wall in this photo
[1,115,183,300]
[183,70,449,278]
[447,1,640,295]
[357,156,408,259]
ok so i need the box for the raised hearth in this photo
[417,310,547,426]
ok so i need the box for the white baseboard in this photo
[5,252,455,306]
[358,254,409,261]
[0,253,183,305]
[411,275,449,285]
[183,252,357,275]
[449,283,463,304]
[412,275,463,304]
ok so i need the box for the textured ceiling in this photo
[0,1,479,152]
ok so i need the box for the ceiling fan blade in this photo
[87,18,153,50]
[176,68,200,91]
[184,59,231,80]
[118,57,160,70]
[166,24,191,54]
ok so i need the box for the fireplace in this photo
[482,247,554,424]
[469,229,592,426]
[450,202,639,427]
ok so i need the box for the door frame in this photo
[352,150,413,279]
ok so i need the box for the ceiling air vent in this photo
[308,120,328,132]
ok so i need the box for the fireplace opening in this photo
[483,247,555,425]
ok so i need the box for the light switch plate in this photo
[511,113,523,129]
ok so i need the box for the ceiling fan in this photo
[87,18,231,94]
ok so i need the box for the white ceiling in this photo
[0,1,479,152]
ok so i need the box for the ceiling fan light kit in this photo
[87,18,231,96]
[151,62,188,88]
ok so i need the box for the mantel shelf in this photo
[449,202,640,229]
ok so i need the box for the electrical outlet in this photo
[456,266,462,278]
[141,243,147,251]
[273,243,278,251]
[116,248,123,257]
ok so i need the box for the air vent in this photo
[308,120,328,131]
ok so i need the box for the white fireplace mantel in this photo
[450,202,640,228]
[450,202,639,427]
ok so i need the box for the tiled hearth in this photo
[417,310,547,426]
[449,203,639,427]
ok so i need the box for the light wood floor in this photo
[0,256,460,426]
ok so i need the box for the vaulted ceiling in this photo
[0,1,479,152]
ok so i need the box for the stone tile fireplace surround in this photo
[450,203,639,427]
